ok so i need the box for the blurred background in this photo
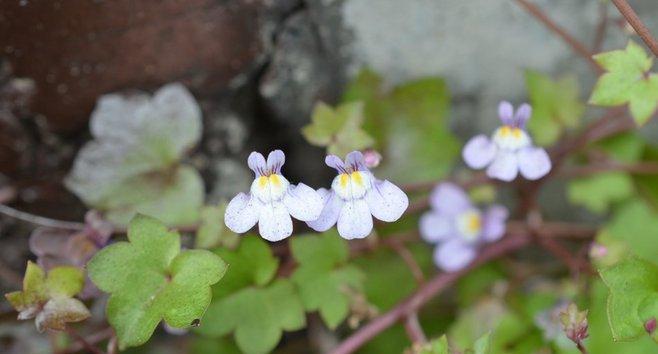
[1,0,658,353]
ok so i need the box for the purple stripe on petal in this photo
[429,182,472,217]
[419,212,452,243]
[345,151,366,171]
[433,239,477,272]
[463,135,497,169]
[498,101,514,126]
[486,151,519,182]
[325,155,346,173]
[258,201,293,242]
[481,205,508,242]
[266,150,286,173]
[307,189,343,232]
[517,147,551,180]
[514,103,532,128]
[365,179,409,222]
[247,152,267,176]
[337,199,373,240]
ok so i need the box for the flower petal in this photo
[514,103,532,128]
[345,151,366,171]
[325,155,346,172]
[283,183,322,221]
[365,180,408,222]
[266,150,285,173]
[419,212,452,243]
[337,199,373,240]
[486,152,519,182]
[517,147,551,180]
[433,239,477,272]
[247,152,266,176]
[498,101,514,125]
[463,135,497,169]
[429,182,472,217]
[258,201,293,242]
[307,189,343,232]
[481,205,509,242]
[224,193,260,233]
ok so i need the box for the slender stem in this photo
[514,0,602,72]
[612,0,658,57]
[387,239,425,285]
[330,233,530,354]
[64,328,106,354]
[0,204,85,230]
[592,2,609,52]
[576,340,590,354]
[61,327,114,354]
[403,312,427,344]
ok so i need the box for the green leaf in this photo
[65,83,204,226]
[343,71,460,183]
[605,200,658,263]
[412,335,449,354]
[301,101,375,157]
[87,214,227,349]
[590,41,658,125]
[195,202,239,250]
[211,236,279,298]
[525,70,584,146]
[290,232,365,328]
[473,332,492,354]
[599,257,658,341]
[567,172,635,213]
[4,262,89,332]
[197,279,305,354]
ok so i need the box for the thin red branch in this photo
[0,204,86,230]
[64,328,107,354]
[514,0,602,72]
[386,239,425,285]
[592,2,609,53]
[612,0,658,57]
[403,312,427,345]
[60,327,114,354]
[330,233,530,354]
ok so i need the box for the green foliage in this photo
[525,70,584,146]
[413,335,449,354]
[302,101,375,157]
[589,41,658,125]
[568,172,634,213]
[87,215,226,349]
[195,202,239,250]
[65,83,204,226]
[198,236,305,354]
[290,232,364,329]
[5,262,89,332]
[343,69,460,182]
[605,200,658,263]
[599,258,658,342]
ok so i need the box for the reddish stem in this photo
[612,0,658,57]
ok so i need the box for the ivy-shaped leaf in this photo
[197,236,305,354]
[302,101,375,157]
[290,232,365,329]
[195,202,239,250]
[5,262,90,332]
[65,83,204,226]
[599,257,658,342]
[604,200,658,263]
[525,70,584,146]
[87,215,227,349]
[567,172,635,214]
[589,41,658,126]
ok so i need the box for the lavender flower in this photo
[420,183,508,271]
[225,150,323,242]
[307,151,408,239]
[463,101,551,181]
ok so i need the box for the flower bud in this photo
[559,303,589,343]
[645,317,656,335]
[363,149,382,168]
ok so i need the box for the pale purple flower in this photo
[224,150,323,242]
[420,183,508,272]
[463,101,551,182]
[307,151,408,239]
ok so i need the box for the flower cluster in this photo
[463,101,551,181]
[420,183,508,271]
[225,150,408,241]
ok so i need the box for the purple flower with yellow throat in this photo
[420,183,508,272]
[224,150,323,242]
[463,101,551,181]
[307,151,408,239]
